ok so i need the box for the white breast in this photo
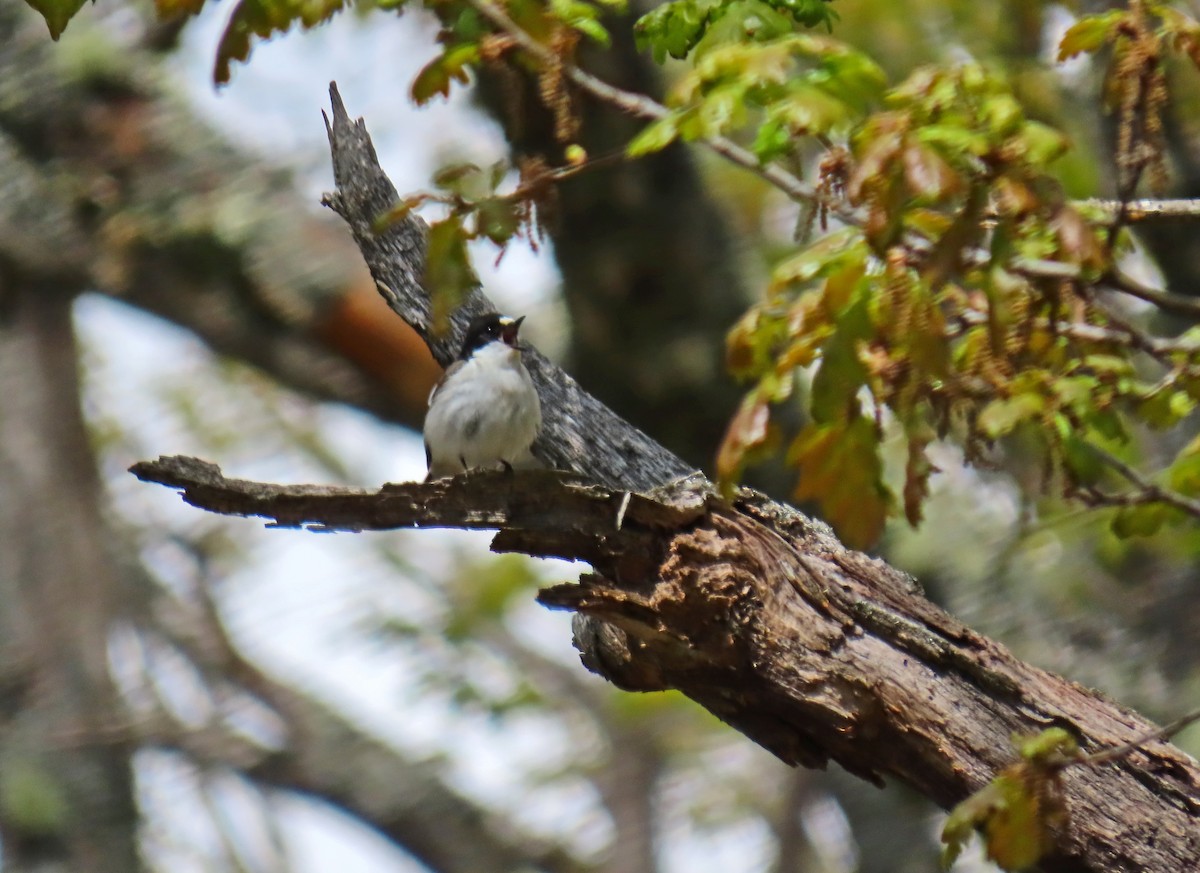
[423,343,542,477]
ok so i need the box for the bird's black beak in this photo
[501,316,525,347]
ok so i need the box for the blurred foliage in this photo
[941,728,1076,872]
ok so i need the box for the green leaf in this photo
[809,294,871,422]
[433,162,482,187]
[411,43,480,104]
[1016,728,1078,764]
[1057,10,1125,61]
[1111,503,1169,539]
[1137,388,1195,430]
[1018,121,1069,166]
[770,227,866,289]
[752,117,792,162]
[475,197,521,245]
[1060,434,1104,487]
[23,0,88,39]
[424,216,479,331]
[634,0,723,61]
[767,0,836,30]
[1168,434,1200,496]
[627,115,681,156]
[978,393,1045,438]
[214,0,348,84]
[573,16,611,45]
[634,0,835,63]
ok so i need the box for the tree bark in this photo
[0,273,141,872]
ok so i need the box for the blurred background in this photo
[1,0,1198,871]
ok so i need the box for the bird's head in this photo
[460,313,526,359]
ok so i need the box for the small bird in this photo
[423,313,542,481]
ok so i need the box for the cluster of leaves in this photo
[633,0,836,63]
[610,0,1200,549]
[411,0,626,143]
[699,40,1200,547]
[627,27,884,163]
[713,62,1144,546]
[1058,0,1200,195]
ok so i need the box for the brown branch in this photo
[1102,268,1200,320]
[1079,197,1200,223]
[1079,444,1200,520]
[1079,708,1200,769]
[129,455,707,535]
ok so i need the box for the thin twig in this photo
[1077,708,1200,767]
[465,0,865,226]
[1084,443,1200,520]
[1079,286,1167,359]
[1004,257,1200,323]
[1076,198,1200,223]
[1102,269,1200,320]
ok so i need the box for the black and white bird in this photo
[423,313,542,481]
